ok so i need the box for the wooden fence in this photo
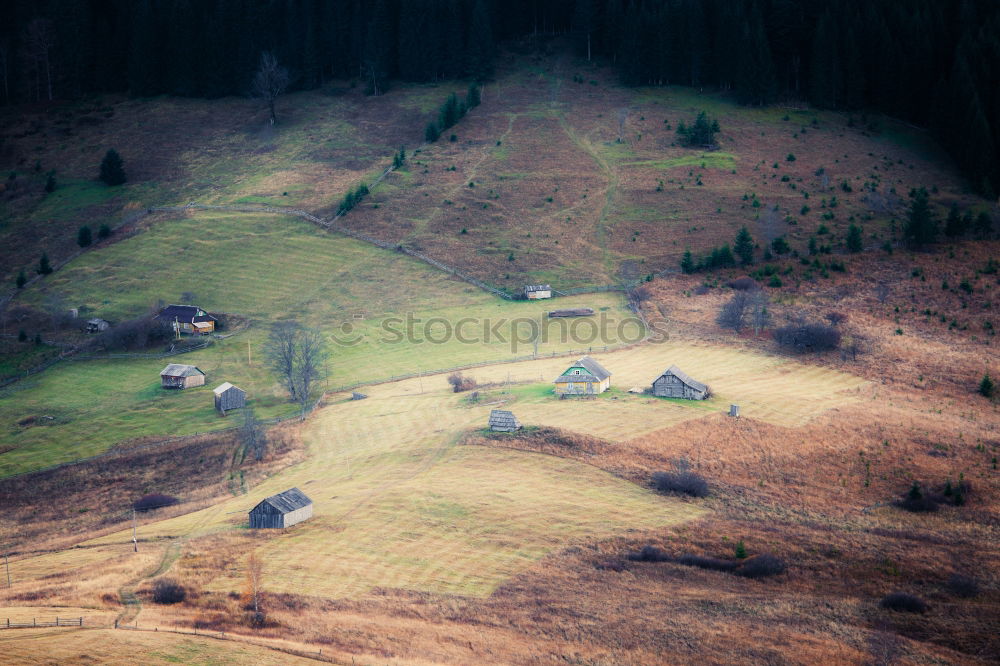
[2,616,83,629]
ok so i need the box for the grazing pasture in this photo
[41,341,867,602]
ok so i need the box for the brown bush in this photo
[880,592,928,613]
[447,372,477,392]
[152,578,186,604]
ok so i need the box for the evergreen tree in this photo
[734,540,747,559]
[944,203,965,237]
[771,236,790,255]
[18,330,27,342]
[809,10,841,108]
[466,0,494,81]
[734,226,755,265]
[975,212,994,237]
[736,5,777,106]
[98,224,112,240]
[904,187,936,247]
[439,93,461,130]
[466,83,481,109]
[677,111,720,146]
[425,122,440,143]
[44,172,56,193]
[571,0,597,61]
[127,0,159,96]
[16,269,27,289]
[980,373,995,398]
[846,224,863,252]
[680,250,696,274]
[77,225,92,248]
[99,149,126,186]
[38,252,52,275]
[34,333,42,346]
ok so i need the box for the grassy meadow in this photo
[1,209,638,477]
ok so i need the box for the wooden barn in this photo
[160,363,206,389]
[488,409,522,432]
[524,284,552,299]
[553,356,612,395]
[213,382,246,413]
[652,365,709,400]
[248,487,313,529]
[154,304,217,335]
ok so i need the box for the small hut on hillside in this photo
[213,382,246,414]
[488,409,522,432]
[651,365,709,400]
[85,318,110,333]
[160,364,206,389]
[553,355,612,395]
[248,488,313,529]
[524,284,552,299]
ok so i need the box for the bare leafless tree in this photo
[717,291,751,333]
[241,406,267,461]
[241,553,265,626]
[748,291,771,336]
[251,52,289,125]
[617,108,628,143]
[263,320,329,414]
[22,18,55,102]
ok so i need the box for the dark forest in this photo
[2,0,998,196]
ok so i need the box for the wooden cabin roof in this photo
[160,363,205,377]
[488,409,521,428]
[659,365,708,392]
[251,487,312,515]
[155,304,217,324]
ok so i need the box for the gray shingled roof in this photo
[155,304,217,324]
[524,284,551,292]
[213,382,244,396]
[662,365,708,392]
[488,409,521,429]
[256,487,312,514]
[160,364,205,377]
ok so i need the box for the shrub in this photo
[99,149,126,186]
[77,225,93,248]
[727,277,760,291]
[945,573,980,598]
[16,269,26,289]
[37,252,52,275]
[18,329,27,342]
[768,275,783,288]
[676,554,738,572]
[152,578,186,604]
[774,323,840,352]
[737,554,786,578]
[786,153,796,162]
[133,493,179,512]
[98,224,112,240]
[447,372,476,392]
[44,172,56,193]
[627,545,670,562]
[97,316,173,351]
[880,592,928,613]
[770,237,790,255]
[652,470,709,498]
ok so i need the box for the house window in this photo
[574,370,580,374]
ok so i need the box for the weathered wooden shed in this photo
[160,364,206,389]
[553,355,612,395]
[248,487,313,529]
[488,409,522,432]
[652,365,709,400]
[213,382,246,413]
[85,318,110,333]
[524,284,552,299]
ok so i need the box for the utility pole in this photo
[4,552,10,588]
[131,509,138,553]
[247,339,252,366]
